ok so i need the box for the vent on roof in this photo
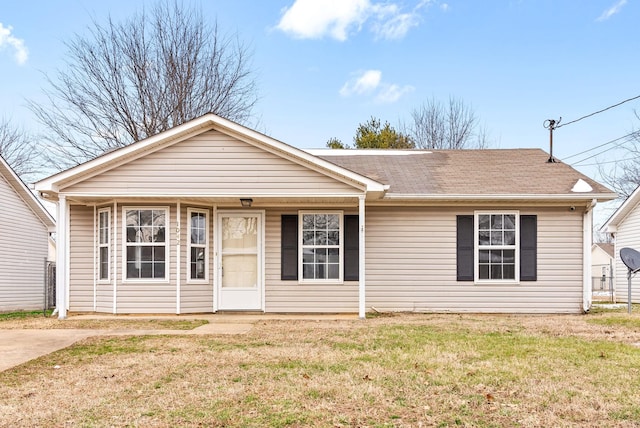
[571,179,593,193]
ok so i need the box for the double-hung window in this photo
[475,212,519,282]
[124,208,168,280]
[188,208,208,281]
[98,208,110,281]
[299,211,343,282]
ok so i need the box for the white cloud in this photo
[276,0,441,41]
[0,23,28,65]
[340,70,382,96]
[596,0,627,21]
[276,0,370,41]
[340,70,413,104]
[370,10,419,40]
[375,83,415,104]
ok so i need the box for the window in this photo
[124,208,168,280]
[476,212,518,281]
[281,213,359,282]
[188,209,208,281]
[299,212,343,282]
[98,208,110,281]
[457,213,537,283]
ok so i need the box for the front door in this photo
[216,211,263,311]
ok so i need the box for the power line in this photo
[563,131,638,161]
[570,132,637,166]
[573,154,640,167]
[556,94,640,129]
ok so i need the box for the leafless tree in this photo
[597,140,640,199]
[29,1,258,169]
[405,96,490,149]
[0,117,38,179]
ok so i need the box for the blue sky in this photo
[1,0,638,222]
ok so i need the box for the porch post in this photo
[358,195,366,319]
[56,195,68,319]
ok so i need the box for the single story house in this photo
[0,155,56,311]
[602,185,640,302]
[35,114,617,318]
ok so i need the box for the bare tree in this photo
[597,141,640,199]
[405,96,490,149]
[0,117,38,179]
[29,1,258,169]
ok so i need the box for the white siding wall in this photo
[115,204,177,313]
[179,205,214,313]
[69,203,586,314]
[63,131,360,196]
[0,174,50,311]
[69,205,94,312]
[614,204,640,302]
[264,209,359,312]
[364,206,585,314]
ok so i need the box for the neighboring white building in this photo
[591,243,614,295]
[603,185,640,302]
[0,155,56,311]
[36,114,617,318]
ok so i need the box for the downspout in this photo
[176,200,181,314]
[56,195,68,319]
[358,195,366,319]
[583,199,596,312]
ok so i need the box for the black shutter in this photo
[520,215,537,281]
[344,215,359,281]
[457,215,474,281]
[281,215,298,280]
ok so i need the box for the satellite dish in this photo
[621,247,640,274]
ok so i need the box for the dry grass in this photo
[2,311,640,427]
[0,313,208,330]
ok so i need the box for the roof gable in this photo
[603,184,640,231]
[35,113,386,197]
[0,155,55,229]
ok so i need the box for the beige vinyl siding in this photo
[0,174,50,311]
[614,204,640,302]
[69,205,95,312]
[264,209,359,313]
[365,206,585,314]
[62,131,361,196]
[179,205,214,313]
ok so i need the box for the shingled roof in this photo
[313,148,615,199]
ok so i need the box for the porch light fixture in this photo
[240,198,253,208]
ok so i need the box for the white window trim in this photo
[122,206,170,283]
[98,208,110,283]
[187,208,209,283]
[298,210,344,284]
[474,210,520,284]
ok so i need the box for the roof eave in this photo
[381,192,619,202]
[601,184,640,231]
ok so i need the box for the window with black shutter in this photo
[280,213,359,282]
[456,213,537,283]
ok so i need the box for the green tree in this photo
[353,117,414,149]
[325,137,348,149]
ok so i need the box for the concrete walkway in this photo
[0,313,357,373]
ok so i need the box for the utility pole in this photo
[543,118,561,163]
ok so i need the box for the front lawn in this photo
[1,313,640,427]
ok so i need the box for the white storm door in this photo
[217,211,263,311]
